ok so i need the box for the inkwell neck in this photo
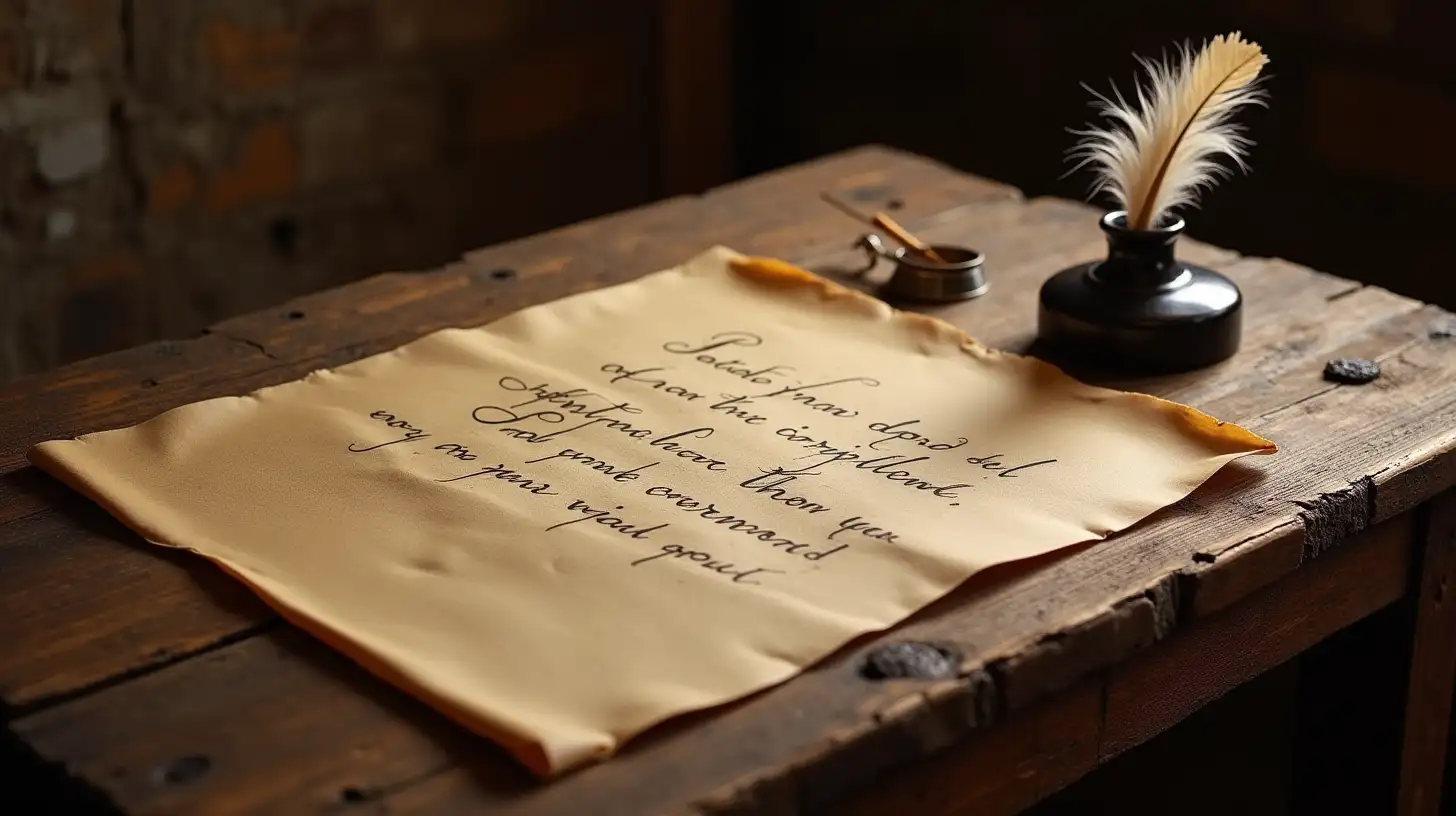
[1092,211,1189,290]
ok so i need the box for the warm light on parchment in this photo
[30,247,1274,777]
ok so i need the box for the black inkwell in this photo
[857,233,988,303]
[1038,211,1242,374]
[1323,357,1380,385]
[1038,32,1269,375]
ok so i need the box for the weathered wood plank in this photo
[0,504,273,716]
[11,253,1452,814]
[429,308,1456,815]
[0,149,1019,713]
[1398,493,1456,815]
[5,148,1453,815]
[0,332,267,526]
[0,195,1343,715]
[1100,515,1413,760]
[837,512,1413,816]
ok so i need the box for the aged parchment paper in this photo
[30,246,1275,777]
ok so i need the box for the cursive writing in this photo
[599,363,706,402]
[661,331,794,385]
[436,461,559,495]
[828,515,900,545]
[747,377,879,419]
[546,499,668,539]
[473,376,650,445]
[344,321,1074,594]
[867,418,967,452]
[476,375,733,472]
[738,468,831,514]
[349,410,431,452]
[708,394,770,425]
[644,485,846,561]
[772,426,972,500]
[964,454,1059,478]
[524,447,659,483]
[631,543,783,585]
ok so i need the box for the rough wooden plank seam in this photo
[1191,518,1300,565]
[1296,475,1377,560]
[692,579,1179,815]
[985,577,1178,714]
[199,328,279,362]
[1174,519,1303,620]
[691,671,996,816]
[693,477,1391,815]
[1,621,281,723]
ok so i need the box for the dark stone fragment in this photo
[1323,357,1380,385]
[861,642,957,680]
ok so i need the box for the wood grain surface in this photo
[2,146,1453,815]
[1399,494,1456,815]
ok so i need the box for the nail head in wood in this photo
[861,642,958,680]
[1323,357,1381,385]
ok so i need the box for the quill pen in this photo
[1069,32,1269,230]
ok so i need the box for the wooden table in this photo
[2,147,1454,815]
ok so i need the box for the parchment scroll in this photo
[30,246,1275,776]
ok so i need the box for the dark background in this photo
[733,0,1455,308]
[2,1,1453,384]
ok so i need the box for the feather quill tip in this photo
[1068,32,1269,230]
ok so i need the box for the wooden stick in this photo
[820,191,875,226]
[819,192,947,264]
[872,212,946,264]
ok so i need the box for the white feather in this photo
[1068,33,1269,230]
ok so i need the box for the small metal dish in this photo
[856,234,989,303]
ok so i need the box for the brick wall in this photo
[19,2,1438,384]
[0,0,700,383]
[737,0,1456,311]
